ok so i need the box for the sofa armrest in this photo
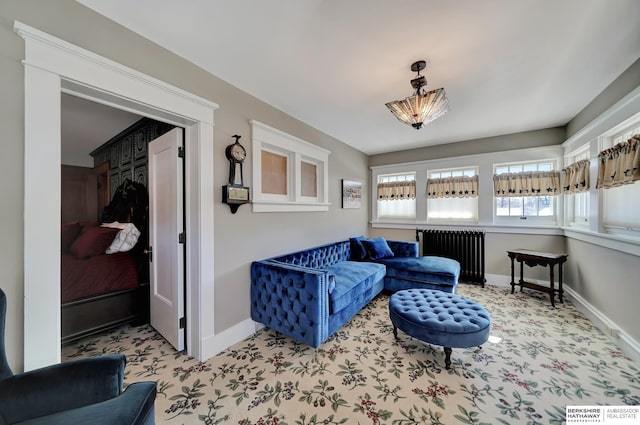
[0,354,126,424]
[387,240,419,257]
[251,261,330,348]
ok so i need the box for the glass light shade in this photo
[385,87,449,129]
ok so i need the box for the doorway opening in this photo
[18,20,217,370]
[59,95,186,352]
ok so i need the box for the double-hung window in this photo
[493,160,559,224]
[426,167,478,222]
[563,147,590,228]
[376,173,416,220]
[597,117,640,237]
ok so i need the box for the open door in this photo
[148,128,185,351]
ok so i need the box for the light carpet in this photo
[63,284,640,425]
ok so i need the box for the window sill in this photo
[370,220,563,235]
[369,221,640,256]
[562,226,640,256]
[493,217,558,227]
[427,219,479,226]
[252,200,330,213]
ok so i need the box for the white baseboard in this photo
[563,285,640,366]
[485,273,640,365]
[485,273,511,287]
[201,318,258,359]
[202,277,640,366]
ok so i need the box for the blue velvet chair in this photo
[0,288,156,425]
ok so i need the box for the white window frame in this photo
[426,166,479,223]
[376,172,417,220]
[597,114,640,238]
[251,120,330,212]
[493,159,559,225]
[564,145,590,229]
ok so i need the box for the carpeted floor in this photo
[63,284,640,424]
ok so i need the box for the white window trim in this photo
[595,112,640,238]
[376,171,417,220]
[426,166,479,223]
[371,145,563,228]
[428,166,478,178]
[563,145,591,229]
[560,84,640,252]
[598,113,640,151]
[492,158,560,225]
[372,166,425,224]
[251,120,330,212]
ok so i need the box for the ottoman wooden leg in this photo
[444,347,452,369]
[389,289,491,374]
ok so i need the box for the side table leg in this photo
[558,260,564,303]
[519,260,524,292]
[549,264,556,307]
[444,347,452,370]
[510,255,516,294]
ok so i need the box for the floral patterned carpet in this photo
[62,284,640,425]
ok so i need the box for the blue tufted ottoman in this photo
[389,288,491,369]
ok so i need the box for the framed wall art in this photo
[342,179,362,209]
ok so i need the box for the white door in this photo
[148,128,185,351]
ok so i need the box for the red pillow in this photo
[70,226,120,259]
[61,222,81,253]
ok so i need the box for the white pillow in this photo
[101,222,141,254]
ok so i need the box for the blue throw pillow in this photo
[349,236,367,261]
[362,237,395,260]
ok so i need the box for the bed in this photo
[60,221,149,343]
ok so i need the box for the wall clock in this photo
[222,134,250,213]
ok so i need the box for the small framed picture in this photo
[342,179,362,209]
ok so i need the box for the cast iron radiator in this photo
[416,229,486,286]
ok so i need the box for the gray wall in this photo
[369,127,566,167]
[0,0,368,372]
[564,238,640,340]
[567,58,640,138]
[0,0,27,375]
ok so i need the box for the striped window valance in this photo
[493,171,561,197]
[596,135,640,189]
[426,175,478,198]
[377,180,416,201]
[562,159,590,194]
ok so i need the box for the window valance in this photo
[596,135,640,189]
[493,171,561,197]
[562,159,590,194]
[426,175,478,198]
[377,180,416,201]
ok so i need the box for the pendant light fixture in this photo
[385,60,449,129]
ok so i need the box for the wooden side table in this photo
[507,249,568,307]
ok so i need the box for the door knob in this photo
[144,247,152,262]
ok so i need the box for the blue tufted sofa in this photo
[250,238,460,348]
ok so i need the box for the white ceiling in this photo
[75,0,640,155]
